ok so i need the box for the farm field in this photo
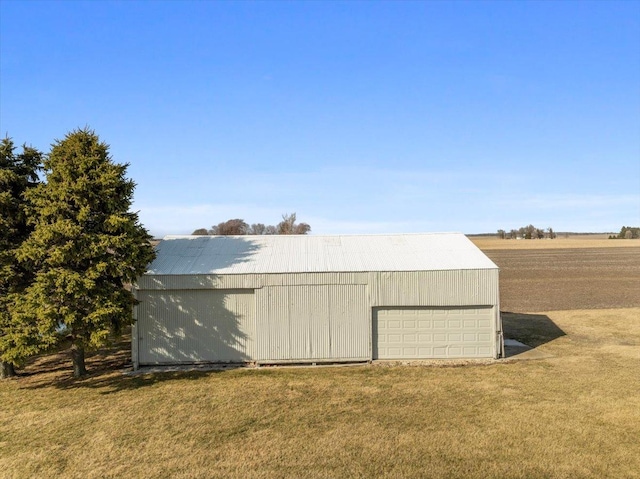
[1,242,639,479]
[470,234,639,250]
[481,246,640,311]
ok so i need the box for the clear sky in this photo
[2,1,639,237]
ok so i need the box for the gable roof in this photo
[145,233,497,275]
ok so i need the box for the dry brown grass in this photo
[1,308,639,479]
[2,243,639,478]
[470,235,639,250]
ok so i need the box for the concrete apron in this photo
[503,339,553,360]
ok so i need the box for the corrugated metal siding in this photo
[262,272,369,287]
[328,285,370,359]
[256,287,289,361]
[136,289,256,364]
[133,264,501,364]
[136,274,257,291]
[255,285,369,362]
[136,272,369,291]
[146,233,498,275]
[132,288,139,369]
[370,269,499,307]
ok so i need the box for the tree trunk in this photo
[1,361,16,379]
[71,343,87,378]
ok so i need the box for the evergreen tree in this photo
[16,129,155,377]
[0,138,42,378]
[617,226,640,239]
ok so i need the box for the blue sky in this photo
[2,1,639,237]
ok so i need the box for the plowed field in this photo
[481,247,640,312]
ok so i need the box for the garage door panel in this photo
[373,306,495,359]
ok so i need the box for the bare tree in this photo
[249,223,266,235]
[503,225,554,240]
[522,224,536,240]
[198,214,310,236]
[547,227,556,239]
[210,219,249,235]
[277,213,311,235]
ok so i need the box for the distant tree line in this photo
[193,213,310,236]
[1,130,154,379]
[609,226,640,239]
[496,225,556,240]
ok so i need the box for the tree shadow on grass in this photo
[502,312,566,348]
[17,335,242,395]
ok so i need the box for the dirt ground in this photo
[480,247,640,312]
[471,235,639,250]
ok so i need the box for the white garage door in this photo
[136,289,255,364]
[373,306,495,359]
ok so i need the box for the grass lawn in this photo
[1,308,639,479]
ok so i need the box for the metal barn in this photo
[132,233,502,369]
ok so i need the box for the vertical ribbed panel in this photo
[132,288,139,369]
[136,272,370,290]
[288,286,329,359]
[257,287,290,361]
[137,274,261,290]
[134,268,500,364]
[135,289,255,364]
[256,285,369,362]
[370,269,499,307]
[328,285,370,359]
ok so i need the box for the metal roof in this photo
[145,233,498,275]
